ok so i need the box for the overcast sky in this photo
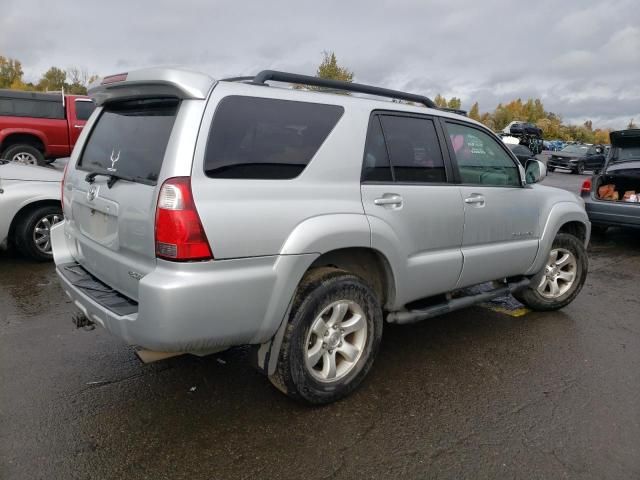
[2,0,639,129]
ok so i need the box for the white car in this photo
[0,159,63,260]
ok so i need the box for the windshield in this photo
[611,146,640,163]
[561,145,588,154]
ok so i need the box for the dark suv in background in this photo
[547,143,606,174]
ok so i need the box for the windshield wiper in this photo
[85,171,139,188]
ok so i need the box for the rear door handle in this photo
[74,124,84,129]
[374,194,403,208]
[464,194,485,206]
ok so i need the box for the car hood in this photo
[0,162,62,182]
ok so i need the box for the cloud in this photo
[1,0,639,129]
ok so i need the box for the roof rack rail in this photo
[246,70,437,108]
[439,107,467,116]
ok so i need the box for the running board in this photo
[387,278,531,325]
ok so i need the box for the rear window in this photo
[75,100,95,121]
[78,98,179,184]
[204,96,344,179]
[0,98,64,119]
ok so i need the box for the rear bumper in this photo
[584,197,640,228]
[51,223,316,353]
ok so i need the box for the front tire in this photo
[269,268,383,404]
[14,205,63,261]
[547,166,555,172]
[514,233,587,311]
[3,144,46,166]
[576,162,585,174]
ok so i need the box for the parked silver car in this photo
[0,159,63,260]
[52,68,590,404]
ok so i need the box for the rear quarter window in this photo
[204,96,344,179]
[78,98,179,184]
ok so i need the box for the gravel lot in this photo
[1,169,639,480]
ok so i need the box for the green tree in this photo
[38,67,67,91]
[446,97,461,109]
[468,102,480,121]
[0,56,24,88]
[316,51,353,82]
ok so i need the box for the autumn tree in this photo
[0,56,24,88]
[468,102,480,121]
[433,94,447,108]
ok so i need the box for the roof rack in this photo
[223,70,437,109]
[439,107,467,116]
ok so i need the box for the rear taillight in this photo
[581,179,592,193]
[155,177,213,261]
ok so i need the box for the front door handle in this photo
[74,124,84,129]
[464,194,485,206]
[374,194,403,208]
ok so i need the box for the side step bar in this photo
[387,278,531,325]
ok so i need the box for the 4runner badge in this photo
[107,149,120,172]
[87,184,99,202]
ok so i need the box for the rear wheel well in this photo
[307,248,395,308]
[557,221,587,243]
[1,134,45,154]
[8,200,61,246]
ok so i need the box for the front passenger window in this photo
[446,122,520,187]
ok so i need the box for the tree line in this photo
[0,55,97,95]
[2,51,635,143]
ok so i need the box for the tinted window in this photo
[205,96,344,179]
[362,116,392,182]
[79,98,178,184]
[0,98,64,119]
[379,115,446,183]
[447,122,520,187]
[75,100,95,121]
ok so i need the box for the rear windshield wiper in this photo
[85,171,155,188]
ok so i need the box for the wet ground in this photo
[1,171,639,479]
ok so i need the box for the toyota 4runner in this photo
[52,68,590,404]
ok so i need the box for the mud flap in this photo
[255,300,293,376]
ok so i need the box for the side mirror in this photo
[525,159,546,184]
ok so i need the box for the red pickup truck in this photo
[0,89,95,166]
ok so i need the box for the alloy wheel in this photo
[537,248,577,299]
[32,214,62,255]
[304,300,368,383]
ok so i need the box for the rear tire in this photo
[514,233,587,311]
[269,268,383,405]
[3,144,46,166]
[14,205,63,261]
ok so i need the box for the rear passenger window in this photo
[204,96,344,179]
[380,115,446,183]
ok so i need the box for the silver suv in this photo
[52,68,590,404]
